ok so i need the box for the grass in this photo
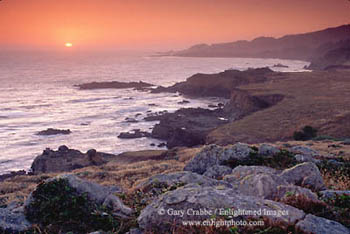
[207,70,350,145]
[2,141,350,232]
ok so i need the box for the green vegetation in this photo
[293,126,318,141]
[223,149,297,170]
[25,178,119,233]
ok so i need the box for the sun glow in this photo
[65,42,73,47]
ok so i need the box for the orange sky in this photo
[0,0,349,50]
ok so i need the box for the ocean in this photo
[0,50,309,174]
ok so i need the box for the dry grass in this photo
[0,147,200,206]
[207,70,350,145]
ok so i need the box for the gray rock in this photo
[296,214,350,234]
[319,190,350,200]
[136,171,231,194]
[0,203,31,232]
[342,139,350,145]
[220,142,253,162]
[25,174,132,218]
[258,144,280,156]
[224,165,278,182]
[137,185,305,232]
[294,154,320,164]
[184,143,253,174]
[290,146,319,157]
[275,185,320,204]
[280,162,326,192]
[183,145,223,174]
[226,173,288,199]
[203,165,232,179]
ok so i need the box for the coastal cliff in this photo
[170,25,350,61]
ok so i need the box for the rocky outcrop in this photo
[76,81,154,90]
[151,108,229,148]
[223,89,284,119]
[152,68,273,98]
[36,128,71,136]
[30,146,116,174]
[118,129,151,139]
[183,143,253,174]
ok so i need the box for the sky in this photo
[0,0,349,51]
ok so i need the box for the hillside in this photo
[308,39,350,70]
[172,25,350,61]
[207,70,350,145]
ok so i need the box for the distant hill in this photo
[307,39,350,70]
[171,25,350,61]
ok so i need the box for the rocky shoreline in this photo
[1,66,350,233]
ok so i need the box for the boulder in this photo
[224,165,278,182]
[294,154,320,164]
[258,144,280,156]
[0,203,31,233]
[280,162,326,192]
[290,146,319,157]
[274,185,320,204]
[203,165,232,179]
[137,185,305,232]
[183,145,223,174]
[295,214,350,234]
[30,146,115,174]
[319,190,350,201]
[226,172,288,199]
[184,143,253,174]
[136,171,231,194]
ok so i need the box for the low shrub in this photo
[293,126,318,141]
[25,178,119,233]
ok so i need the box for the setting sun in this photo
[65,42,73,47]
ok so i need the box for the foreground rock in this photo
[30,146,116,174]
[280,162,326,192]
[36,128,71,136]
[184,143,253,174]
[76,81,154,90]
[137,184,306,232]
[296,214,350,234]
[137,171,231,195]
[0,202,31,233]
